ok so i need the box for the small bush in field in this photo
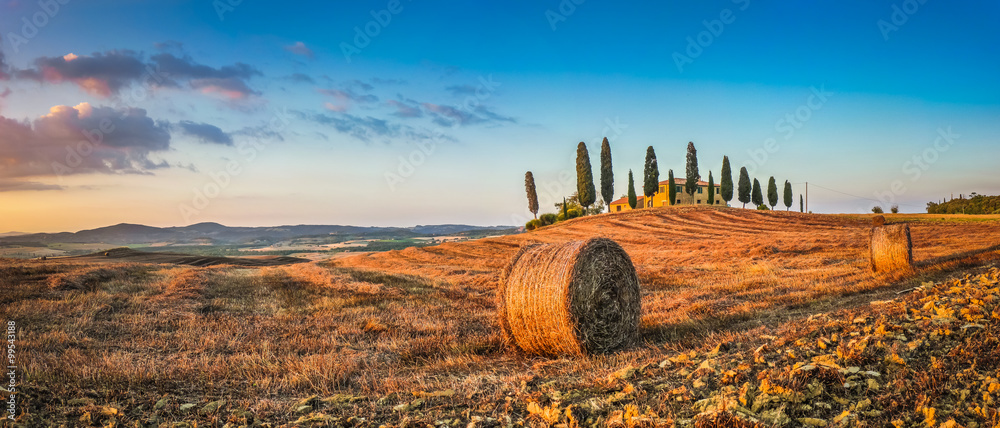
[539,213,558,226]
[525,219,542,231]
[872,206,884,214]
[556,208,583,222]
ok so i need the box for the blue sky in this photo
[0,0,998,232]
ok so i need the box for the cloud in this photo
[234,125,285,142]
[190,77,260,99]
[317,88,378,104]
[421,103,477,127]
[345,79,373,92]
[153,40,184,52]
[29,50,148,97]
[5,50,261,100]
[175,121,233,145]
[0,87,9,113]
[295,110,449,144]
[304,112,399,143]
[317,87,378,112]
[386,99,423,118]
[472,104,517,124]
[151,53,260,99]
[0,103,173,179]
[0,50,10,80]
[0,180,62,192]
[286,73,315,84]
[445,84,478,96]
[370,77,406,85]
[323,102,349,112]
[421,102,516,127]
[283,41,314,59]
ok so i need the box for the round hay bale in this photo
[497,237,641,356]
[869,223,913,273]
[872,215,885,227]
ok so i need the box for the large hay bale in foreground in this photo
[497,238,641,356]
[869,223,913,273]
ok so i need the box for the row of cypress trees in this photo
[523,140,802,221]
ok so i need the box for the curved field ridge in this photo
[334,206,1000,329]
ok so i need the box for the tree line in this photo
[523,140,804,230]
[926,193,1000,214]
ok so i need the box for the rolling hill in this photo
[0,222,516,246]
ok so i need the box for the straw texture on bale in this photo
[497,237,641,356]
[869,223,913,273]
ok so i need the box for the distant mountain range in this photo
[0,222,517,245]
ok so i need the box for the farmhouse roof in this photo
[660,178,718,186]
[610,195,644,205]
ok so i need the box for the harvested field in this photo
[5,206,1000,426]
[62,247,309,267]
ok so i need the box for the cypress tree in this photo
[576,142,596,212]
[561,197,568,219]
[600,137,614,212]
[707,171,715,205]
[684,142,700,197]
[783,180,793,211]
[800,194,804,213]
[752,178,763,207]
[643,146,659,207]
[720,155,733,205]
[767,176,778,209]
[737,167,752,208]
[627,170,637,209]
[524,171,539,219]
[667,169,677,206]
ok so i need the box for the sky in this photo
[0,0,998,232]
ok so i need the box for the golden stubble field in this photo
[3,206,1000,426]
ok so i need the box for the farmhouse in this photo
[610,178,724,212]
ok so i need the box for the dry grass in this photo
[498,238,641,356]
[5,206,1000,425]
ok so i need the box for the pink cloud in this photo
[323,102,348,112]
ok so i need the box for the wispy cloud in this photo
[444,84,478,96]
[345,79,373,92]
[190,77,260,99]
[153,40,184,53]
[0,50,11,80]
[0,180,62,192]
[386,99,423,118]
[174,121,233,145]
[370,77,406,85]
[420,102,516,127]
[294,110,451,144]
[317,85,379,112]
[286,73,315,84]
[283,41,314,59]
